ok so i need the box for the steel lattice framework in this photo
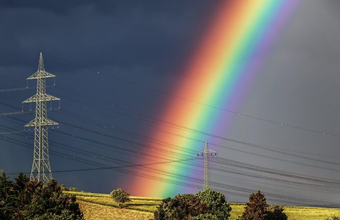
[197,141,217,190]
[23,52,60,184]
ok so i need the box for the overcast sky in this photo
[1,0,340,206]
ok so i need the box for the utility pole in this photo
[23,52,60,184]
[197,141,216,190]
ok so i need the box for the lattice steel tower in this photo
[23,52,60,184]
[197,141,216,190]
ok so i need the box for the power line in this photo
[0,85,55,93]
[53,95,340,170]
[4,105,340,189]
[0,130,31,135]
[0,111,33,116]
[51,122,340,187]
[56,109,340,172]
[46,54,340,139]
[4,103,340,189]
[0,133,336,207]
[4,158,196,176]
[0,117,205,181]
[56,86,340,161]
[2,124,340,206]
[5,115,340,190]
[0,117,338,192]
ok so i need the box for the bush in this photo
[110,188,131,208]
[192,213,219,220]
[196,188,231,220]
[242,190,268,220]
[68,187,79,192]
[154,194,209,220]
[266,206,287,220]
[0,170,83,220]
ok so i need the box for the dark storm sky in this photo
[1,0,340,206]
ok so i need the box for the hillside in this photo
[65,191,340,220]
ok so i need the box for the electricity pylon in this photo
[22,52,60,184]
[197,141,217,190]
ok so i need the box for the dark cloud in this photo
[0,0,218,74]
[0,0,92,14]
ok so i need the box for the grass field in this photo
[65,191,340,220]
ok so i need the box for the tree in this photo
[242,190,268,220]
[0,170,12,220]
[110,188,131,208]
[0,171,83,220]
[266,206,287,220]
[192,213,219,220]
[196,188,232,220]
[154,194,209,220]
[26,179,83,219]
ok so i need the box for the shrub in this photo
[266,206,287,220]
[196,188,231,220]
[192,213,219,220]
[110,188,131,208]
[154,194,209,220]
[242,190,268,220]
[68,187,79,192]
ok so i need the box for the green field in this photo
[64,191,340,220]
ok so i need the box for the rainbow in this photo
[127,0,300,198]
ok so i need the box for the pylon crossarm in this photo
[208,149,217,156]
[27,71,55,80]
[24,118,58,127]
[197,149,217,157]
[22,94,60,103]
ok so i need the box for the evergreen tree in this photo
[242,190,268,220]
[266,206,287,220]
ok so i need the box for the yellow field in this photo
[78,200,153,220]
[228,204,340,220]
[65,191,340,220]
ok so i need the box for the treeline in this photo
[0,170,83,220]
